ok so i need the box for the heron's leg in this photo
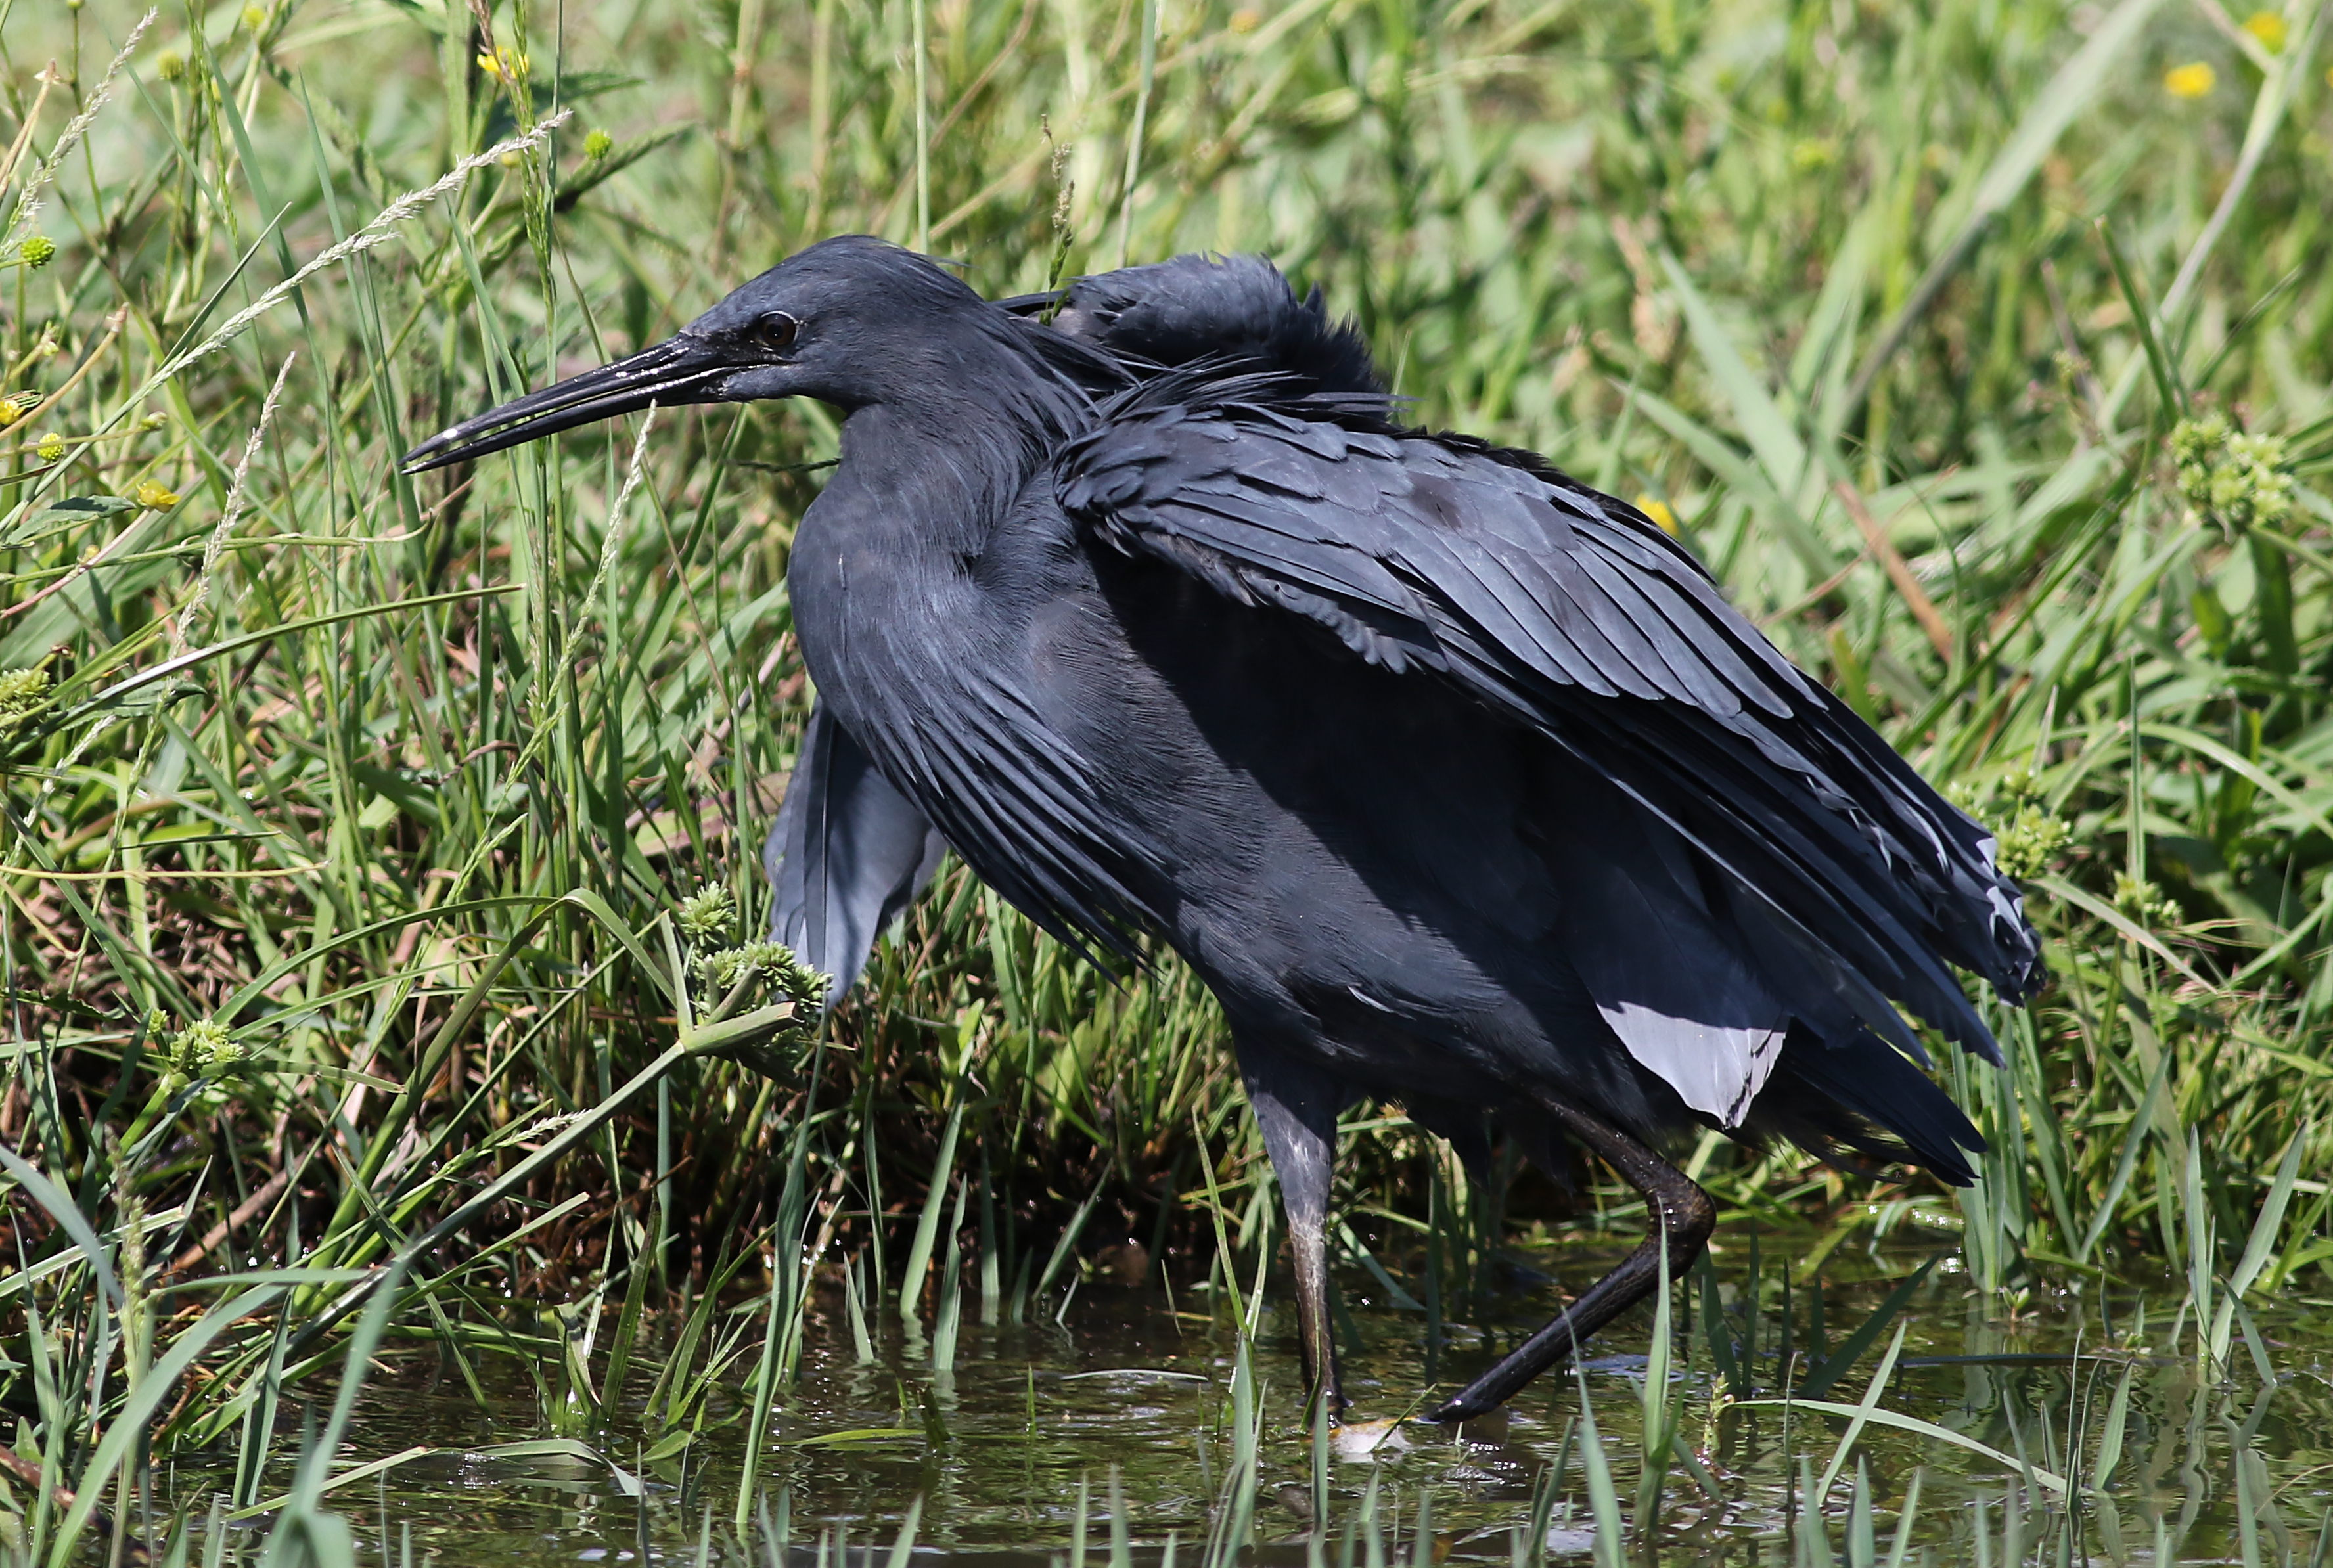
[1236,1042,1350,1419]
[1426,1096,1713,1424]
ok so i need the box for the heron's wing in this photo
[763,698,949,1002]
[1057,377,2041,1069]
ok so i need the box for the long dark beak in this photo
[401,335,733,473]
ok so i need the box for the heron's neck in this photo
[788,386,1066,718]
[787,321,1091,726]
[822,403,1029,556]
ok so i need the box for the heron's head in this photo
[402,236,991,473]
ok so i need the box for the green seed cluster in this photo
[1949,769,2072,882]
[2171,414,2294,532]
[1994,801,2073,881]
[0,666,51,734]
[677,882,738,946]
[677,882,828,1012]
[689,939,828,1011]
[164,1018,248,1085]
[2112,872,2181,930]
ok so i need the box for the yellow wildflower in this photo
[2163,62,2216,98]
[241,4,267,30]
[2242,10,2286,51]
[476,44,527,84]
[1633,494,1679,535]
[584,129,614,160]
[34,432,64,462]
[20,236,55,269]
[133,480,181,510]
[0,394,26,430]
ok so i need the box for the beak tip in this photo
[399,434,459,474]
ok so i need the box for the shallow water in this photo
[178,1236,2333,1565]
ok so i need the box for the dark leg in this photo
[1237,1040,1351,1418]
[1426,1095,1713,1423]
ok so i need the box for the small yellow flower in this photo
[34,432,64,462]
[476,44,527,84]
[0,395,26,429]
[1634,494,1679,535]
[156,49,185,81]
[584,128,614,160]
[241,4,267,30]
[2242,10,2286,51]
[20,235,56,269]
[133,480,181,510]
[2163,61,2216,98]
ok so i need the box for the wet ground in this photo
[177,1235,2333,1565]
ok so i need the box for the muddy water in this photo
[189,1239,2333,1565]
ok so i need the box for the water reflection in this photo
[175,1239,2332,1565]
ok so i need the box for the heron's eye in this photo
[750,312,800,354]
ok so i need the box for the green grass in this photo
[1,0,2330,1559]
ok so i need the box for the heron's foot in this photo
[1422,1389,1506,1425]
[1328,1416,1411,1459]
[1420,1401,1514,1443]
[1428,1400,1521,1437]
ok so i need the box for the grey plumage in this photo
[762,699,947,997]
[405,235,2043,1423]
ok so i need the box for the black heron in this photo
[405,237,2043,1423]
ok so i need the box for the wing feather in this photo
[1056,376,2042,1066]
